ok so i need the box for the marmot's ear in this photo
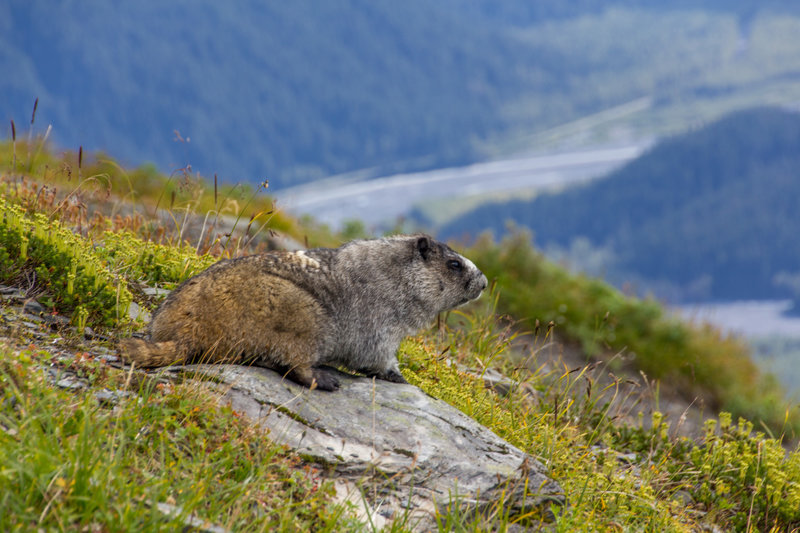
[416,236,432,260]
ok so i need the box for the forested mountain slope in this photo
[5,1,800,187]
[442,107,800,302]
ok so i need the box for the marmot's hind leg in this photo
[294,366,340,391]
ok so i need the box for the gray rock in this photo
[22,300,46,315]
[155,502,230,533]
[672,489,694,506]
[0,284,17,294]
[96,353,121,364]
[94,388,132,406]
[127,301,152,323]
[56,374,87,391]
[0,285,27,300]
[43,313,70,327]
[172,364,565,530]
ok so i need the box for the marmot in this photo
[120,234,487,391]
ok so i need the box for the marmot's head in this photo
[408,234,488,313]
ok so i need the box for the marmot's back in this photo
[152,256,328,363]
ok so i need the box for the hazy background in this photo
[6,1,800,187]
[5,0,800,388]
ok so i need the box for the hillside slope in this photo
[5,142,800,531]
[443,107,800,302]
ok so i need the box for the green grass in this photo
[0,139,303,248]
[4,139,800,530]
[0,344,361,531]
[462,231,798,437]
[400,307,800,531]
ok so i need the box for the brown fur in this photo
[120,235,487,391]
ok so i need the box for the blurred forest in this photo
[4,0,800,187]
[441,108,800,304]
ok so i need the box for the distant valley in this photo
[439,107,800,307]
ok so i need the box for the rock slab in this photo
[173,364,565,530]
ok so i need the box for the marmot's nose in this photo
[478,274,488,291]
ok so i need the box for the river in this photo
[275,144,650,229]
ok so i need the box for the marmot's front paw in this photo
[378,368,409,384]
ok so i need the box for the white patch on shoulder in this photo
[293,250,321,269]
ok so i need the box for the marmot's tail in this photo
[119,338,185,368]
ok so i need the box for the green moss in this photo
[0,199,220,328]
[0,197,132,327]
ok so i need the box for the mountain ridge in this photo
[6,1,800,188]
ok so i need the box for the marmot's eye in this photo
[447,259,463,271]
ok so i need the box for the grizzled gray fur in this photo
[121,234,488,391]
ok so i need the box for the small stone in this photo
[618,452,638,464]
[143,287,171,298]
[128,301,151,322]
[96,353,121,364]
[95,389,132,406]
[43,313,70,327]
[672,490,694,506]
[155,502,231,533]
[22,300,46,315]
[56,375,87,390]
